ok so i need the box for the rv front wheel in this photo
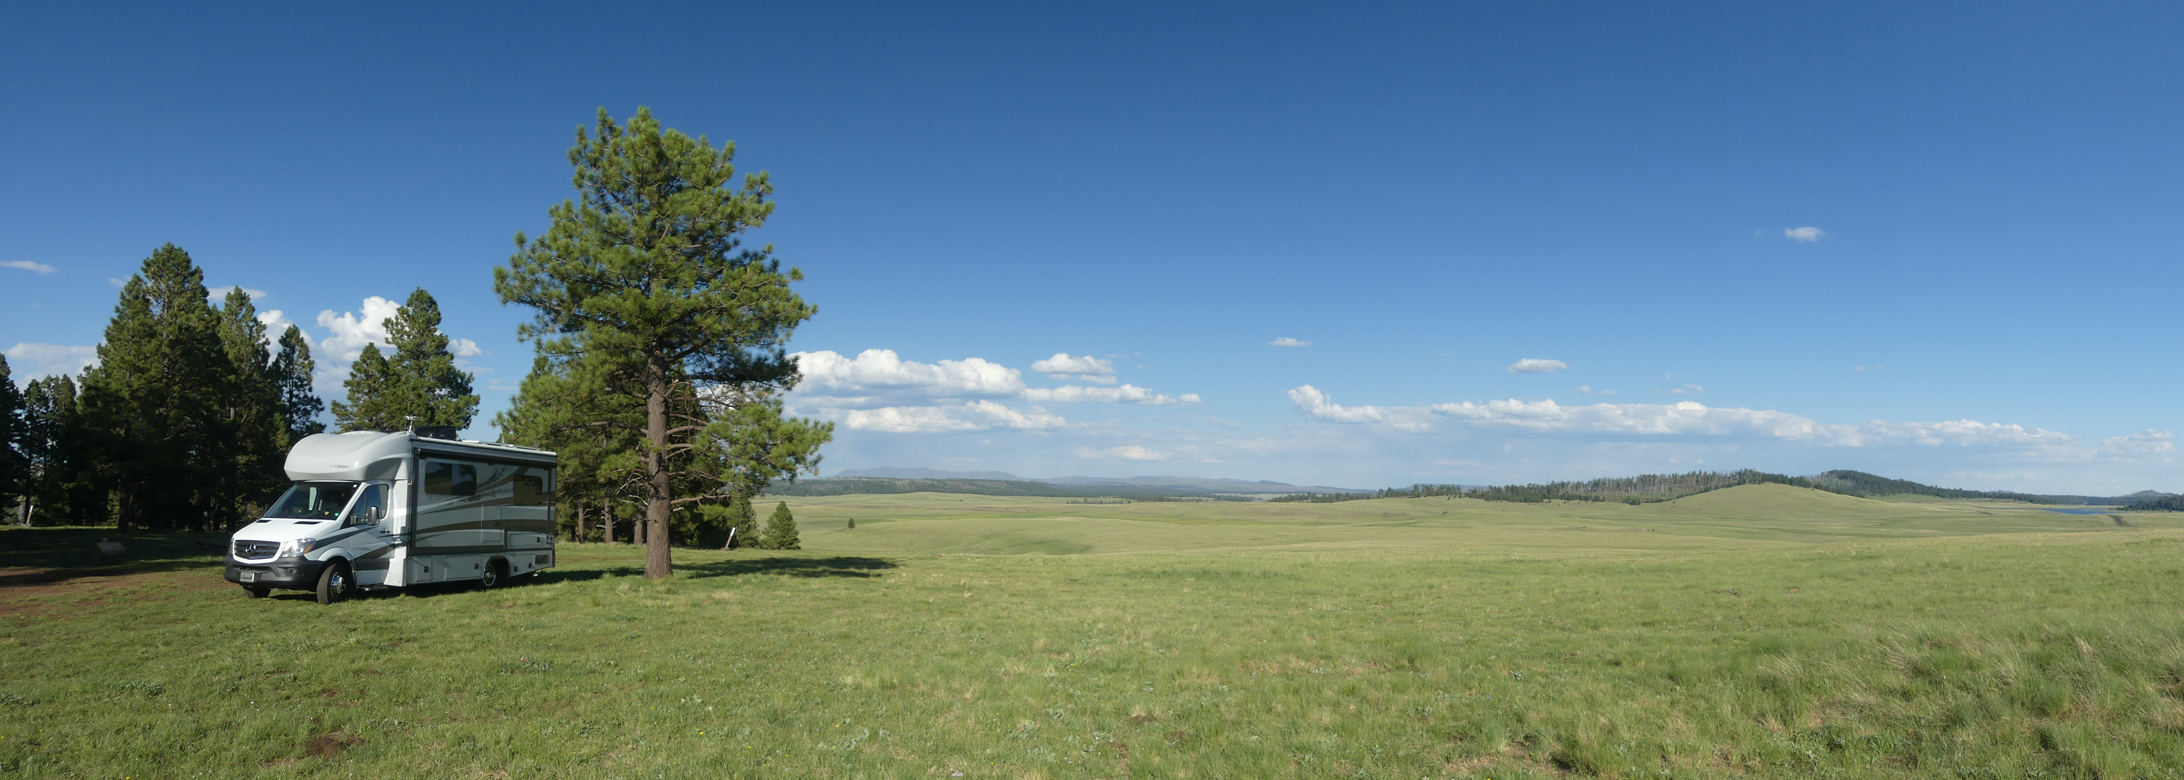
[315,561,353,605]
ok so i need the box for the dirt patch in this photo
[0,567,229,617]
[303,731,362,758]
[1128,714,1158,725]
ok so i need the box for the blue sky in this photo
[4,2,2179,493]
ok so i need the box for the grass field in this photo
[4,486,2183,778]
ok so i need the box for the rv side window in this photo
[424,461,477,497]
[513,474,546,506]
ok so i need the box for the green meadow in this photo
[5,485,2184,778]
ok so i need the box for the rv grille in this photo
[232,540,279,560]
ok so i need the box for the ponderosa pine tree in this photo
[19,375,76,525]
[384,288,479,428]
[272,325,325,446]
[759,500,798,550]
[332,344,395,431]
[333,289,477,432]
[78,244,231,531]
[0,356,26,525]
[211,288,290,525]
[497,107,831,578]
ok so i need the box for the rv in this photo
[224,429,557,604]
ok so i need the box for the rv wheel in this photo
[479,559,505,590]
[242,586,269,599]
[315,561,354,605]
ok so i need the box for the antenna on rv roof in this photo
[404,415,419,432]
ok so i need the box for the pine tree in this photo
[0,356,26,525]
[497,107,831,577]
[332,344,398,431]
[760,500,799,550]
[332,289,477,432]
[846,517,854,529]
[384,288,480,429]
[78,244,233,531]
[271,325,325,445]
[212,288,288,526]
[19,376,75,525]
[723,494,758,548]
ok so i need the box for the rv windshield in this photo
[264,481,361,520]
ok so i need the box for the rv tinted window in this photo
[424,461,477,497]
[348,484,385,526]
[513,475,546,506]
[265,481,360,520]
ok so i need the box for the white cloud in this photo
[107,278,126,288]
[1507,358,1569,374]
[1785,226,1826,243]
[1667,384,1704,395]
[316,296,401,362]
[5,343,99,380]
[2103,430,2174,457]
[1030,353,1114,375]
[1269,337,1312,347]
[1022,384,1199,406]
[449,338,485,358]
[843,406,983,433]
[255,309,300,347]
[3,260,55,274]
[839,401,1066,433]
[1077,374,1118,385]
[208,285,268,302]
[1287,385,1433,431]
[1075,445,1170,461]
[1577,386,1591,394]
[1289,385,2084,451]
[794,349,1025,398]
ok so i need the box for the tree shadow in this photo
[680,556,898,579]
[0,528,226,588]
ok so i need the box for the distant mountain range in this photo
[799,466,2177,507]
[799,467,1370,498]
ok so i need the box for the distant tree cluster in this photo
[0,246,326,530]
[2125,495,2184,512]
[1276,470,1819,506]
[0,247,491,532]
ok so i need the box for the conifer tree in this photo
[19,376,75,525]
[332,344,397,431]
[272,325,325,445]
[497,107,831,577]
[333,289,477,432]
[212,288,288,524]
[760,500,799,550]
[79,244,232,531]
[385,288,479,428]
[0,356,25,524]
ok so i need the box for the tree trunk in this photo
[643,356,673,578]
[575,500,588,543]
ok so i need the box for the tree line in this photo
[3,107,834,577]
[0,246,486,531]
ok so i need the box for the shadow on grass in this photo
[681,556,898,579]
[537,556,899,583]
[0,527,227,588]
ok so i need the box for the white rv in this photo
[224,429,557,604]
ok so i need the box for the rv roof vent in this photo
[415,425,461,441]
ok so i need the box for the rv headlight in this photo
[279,538,318,558]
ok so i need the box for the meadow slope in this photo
[2,486,2180,778]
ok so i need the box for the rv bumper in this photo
[224,556,326,590]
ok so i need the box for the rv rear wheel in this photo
[479,559,505,590]
[315,561,354,605]
[242,585,269,599]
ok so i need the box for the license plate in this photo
[240,571,257,584]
